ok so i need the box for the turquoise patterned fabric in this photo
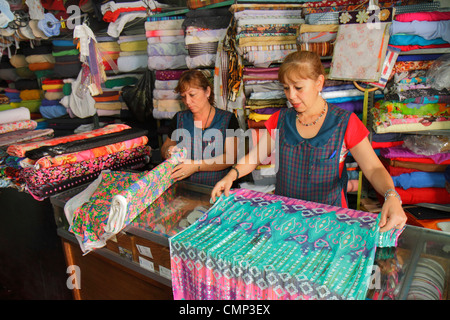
[170,189,403,300]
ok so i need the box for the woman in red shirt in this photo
[211,51,406,232]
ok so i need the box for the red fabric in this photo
[395,187,450,205]
[247,119,267,129]
[389,43,450,52]
[372,141,403,149]
[382,163,421,176]
[102,7,147,23]
[390,157,450,165]
[42,79,64,85]
[40,0,66,11]
[395,11,450,22]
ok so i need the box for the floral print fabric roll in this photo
[66,148,186,253]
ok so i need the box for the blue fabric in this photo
[389,34,447,46]
[392,171,446,190]
[39,105,68,119]
[390,20,450,42]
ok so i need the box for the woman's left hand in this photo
[379,197,407,232]
[171,163,199,181]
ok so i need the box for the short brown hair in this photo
[278,51,325,84]
[174,69,214,105]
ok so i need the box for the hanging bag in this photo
[122,70,154,123]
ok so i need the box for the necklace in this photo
[296,102,327,127]
[202,105,213,130]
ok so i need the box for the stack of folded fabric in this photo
[22,42,54,76]
[40,79,67,119]
[5,123,151,200]
[97,36,120,72]
[243,66,286,130]
[297,10,338,57]
[117,34,148,73]
[370,98,450,134]
[14,79,42,119]
[183,7,230,69]
[3,88,20,109]
[102,0,165,38]
[346,161,360,193]
[152,69,186,120]
[0,54,20,83]
[145,15,188,71]
[379,139,450,205]
[96,73,141,117]
[51,40,81,79]
[9,50,36,80]
[389,11,450,52]
[232,5,303,67]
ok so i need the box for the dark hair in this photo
[278,51,325,83]
[174,69,214,105]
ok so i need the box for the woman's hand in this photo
[379,197,407,232]
[211,175,234,202]
[165,145,180,159]
[171,162,199,181]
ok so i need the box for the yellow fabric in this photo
[119,41,147,52]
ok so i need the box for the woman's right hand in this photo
[165,145,180,159]
[211,175,234,203]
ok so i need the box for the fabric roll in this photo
[147,55,188,70]
[7,123,130,157]
[117,55,148,72]
[39,105,67,119]
[145,19,184,31]
[27,136,148,169]
[119,40,147,52]
[25,127,148,159]
[20,89,42,101]
[0,128,54,147]
[147,42,188,56]
[23,146,151,201]
[0,107,31,124]
[25,54,55,64]
[9,55,28,68]
[64,148,186,253]
[0,120,37,134]
[95,101,126,110]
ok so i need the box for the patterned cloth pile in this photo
[170,188,404,300]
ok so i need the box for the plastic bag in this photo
[403,135,450,156]
[122,70,154,123]
[427,54,450,91]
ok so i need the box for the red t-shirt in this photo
[265,110,369,207]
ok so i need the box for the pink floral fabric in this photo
[20,146,150,199]
[329,22,390,81]
[0,120,37,134]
